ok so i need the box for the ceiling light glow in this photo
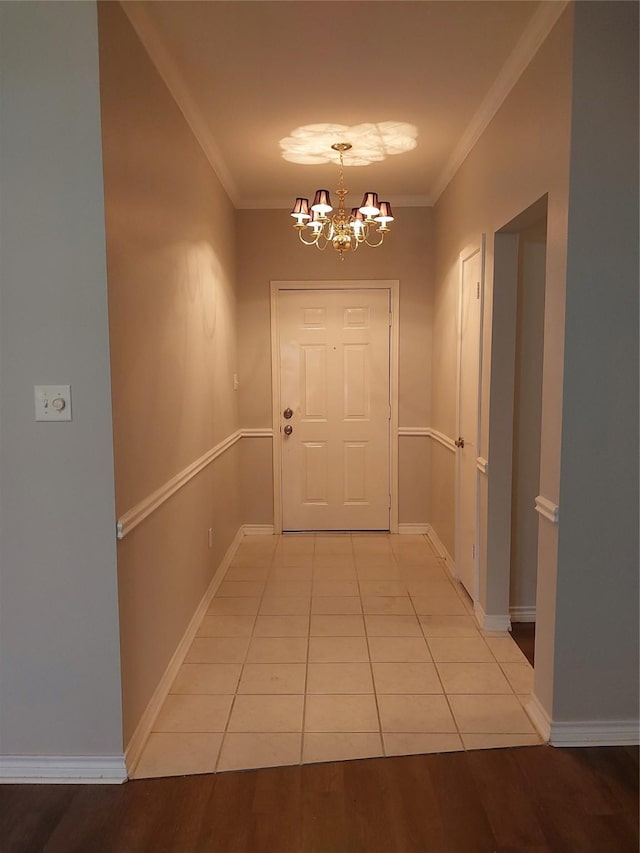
[280,122,417,166]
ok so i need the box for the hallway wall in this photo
[236,207,434,528]
[98,3,242,746]
[0,1,123,757]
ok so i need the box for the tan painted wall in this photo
[431,7,573,714]
[98,3,242,744]
[237,206,434,527]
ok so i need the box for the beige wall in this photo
[237,206,434,527]
[98,3,242,745]
[0,1,123,756]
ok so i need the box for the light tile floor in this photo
[132,534,541,779]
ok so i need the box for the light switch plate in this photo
[34,385,72,421]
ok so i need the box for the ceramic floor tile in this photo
[217,733,302,773]
[356,565,402,581]
[368,636,432,663]
[312,580,360,596]
[246,637,308,663]
[308,637,370,663]
[259,597,311,615]
[427,637,494,662]
[399,564,448,580]
[419,615,481,638]
[312,565,358,581]
[170,663,242,695]
[227,694,304,732]
[486,636,528,662]
[383,732,463,757]
[307,662,374,694]
[372,662,442,694]
[253,615,309,637]
[197,615,256,638]
[377,694,457,733]
[361,596,414,615]
[217,581,265,598]
[302,732,383,764]
[448,694,537,734]
[185,637,249,664]
[437,662,513,694]
[310,614,366,636]
[272,555,314,569]
[225,566,271,582]
[364,615,422,637]
[238,663,306,694]
[230,554,273,569]
[411,595,468,616]
[406,579,456,596]
[264,580,313,597]
[153,694,233,732]
[358,581,408,597]
[311,596,362,614]
[314,539,353,555]
[269,566,314,580]
[500,662,535,693]
[461,733,542,750]
[305,694,380,732]
[132,732,223,779]
[207,597,261,616]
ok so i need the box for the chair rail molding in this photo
[534,495,559,524]
[399,426,457,453]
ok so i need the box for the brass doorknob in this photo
[283,407,293,419]
[455,436,465,448]
[284,425,293,436]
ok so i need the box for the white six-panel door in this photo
[278,289,391,530]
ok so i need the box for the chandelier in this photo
[290,142,394,259]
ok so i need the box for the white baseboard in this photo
[242,524,275,535]
[425,524,456,578]
[397,523,430,535]
[525,695,639,746]
[124,524,245,776]
[525,694,551,741]
[474,601,512,632]
[510,605,536,622]
[0,755,127,784]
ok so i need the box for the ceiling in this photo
[124,1,565,209]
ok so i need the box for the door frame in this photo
[454,239,485,602]
[270,279,400,534]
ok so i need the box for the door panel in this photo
[279,289,390,530]
[457,248,483,598]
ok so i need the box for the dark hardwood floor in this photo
[1,745,637,853]
[511,622,536,666]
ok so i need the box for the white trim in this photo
[425,523,456,579]
[474,601,512,632]
[476,456,489,474]
[121,4,239,207]
[549,719,640,747]
[535,495,559,524]
[431,1,569,202]
[510,605,536,622]
[525,694,551,742]
[398,427,430,437]
[398,426,457,453]
[243,524,275,535]
[116,430,243,539]
[125,525,245,775]
[241,428,273,438]
[270,280,400,534]
[397,523,430,535]
[0,755,127,785]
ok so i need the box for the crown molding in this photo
[430,1,569,203]
[121,2,240,207]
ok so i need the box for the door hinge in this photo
[472,544,476,559]
[388,405,392,420]
[476,281,480,299]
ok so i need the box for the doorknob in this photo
[455,436,465,448]
[284,425,293,436]
[283,407,293,419]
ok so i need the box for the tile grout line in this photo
[299,533,319,766]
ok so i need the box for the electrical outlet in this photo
[208,528,214,548]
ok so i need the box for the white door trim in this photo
[270,280,399,534]
[454,240,485,601]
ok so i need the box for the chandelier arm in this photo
[298,231,321,247]
[363,231,386,248]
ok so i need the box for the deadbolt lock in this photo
[283,407,293,419]
[284,424,293,436]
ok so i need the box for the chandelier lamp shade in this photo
[290,143,394,259]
